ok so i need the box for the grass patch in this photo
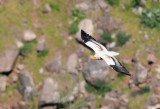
[116,31,131,46]
[69,8,86,34]
[105,0,120,6]
[72,8,86,20]
[85,80,112,96]
[101,31,113,43]
[139,85,150,94]
[20,40,37,57]
[69,20,79,34]
[37,49,49,57]
[130,0,143,7]
[50,2,60,11]
[141,8,160,30]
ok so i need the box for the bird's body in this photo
[81,30,131,76]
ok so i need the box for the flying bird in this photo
[81,30,131,76]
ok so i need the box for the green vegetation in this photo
[69,20,79,34]
[117,72,125,79]
[131,0,143,7]
[141,8,160,30]
[20,40,37,57]
[37,49,49,57]
[105,0,120,6]
[101,31,113,43]
[69,8,86,34]
[50,2,60,11]
[72,8,86,20]
[116,32,131,46]
[85,80,112,96]
[139,85,150,94]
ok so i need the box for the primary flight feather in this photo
[81,30,131,76]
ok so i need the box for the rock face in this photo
[96,15,120,31]
[75,2,89,11]
[39,78,60,107]
[82,59,109,84]
[0,49,19,73]
[101,90,128,109]
[36,36,46,52]
[67,53,78,74]
[0,76,8,92]
[147,53,156,65]
[22,30,37,42]
[45,52,62,73]
[18,71,37,101]
[97,0,109,11]
[133,63,149,85]
[76,19,94,41]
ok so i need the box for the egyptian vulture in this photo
[81,30,131,76]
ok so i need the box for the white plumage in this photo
[81,30,131,76]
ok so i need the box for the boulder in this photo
[44,3,52,12]
[75,2,89,11]
[82,59,109,84]
[45,52,62,73]
[67,53,78,74]
[18,71,37,101]
[97,0,109,11]
[96,15,119,31]
[0,76,8,92]
[39,78,60,107]
[0,49,19,73]
[147,53,156,65]
[22,30,37,42]
[76,19,94,41]
[133,63,149,85]
[15,39,23,48]
[146,94,159,106]
[101,90,128,109]
[12,101,28,109]
[36,36,46,52]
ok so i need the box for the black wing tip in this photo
[81,29,96,43]
[110,65,131,77]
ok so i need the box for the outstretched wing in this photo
[81,30,119,57]
[81,30,107,53]
[102,56,131,76]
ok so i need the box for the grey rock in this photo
[39,78,60,107]
[67,53,78,74]
[101,90,128,109]
[75,2,89,11]
[134,63,149,85]
[96,15,119,31]
[107,42,116,49]
[45,52,61,73]
[22,30,37,42]
[146,94,159,106]
[82,59,109,84]
[0,49,19,73]
[45,3,52,12]
[18,71,37,101]
[36,36,46,52]
[147,53,156,65]
[0,76,8,92]
[12,101,28,109]
[76,19,94,41]
[15,39,23,48]
[153,0,160,2]
[97,0,109,11]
